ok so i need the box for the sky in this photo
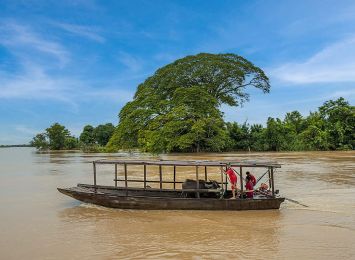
[0,0,355,144]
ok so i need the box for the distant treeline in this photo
[31,123,115,152]
[31,97,354,153]
[0,144,32,148]
[225,97,354,151]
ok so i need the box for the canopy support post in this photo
[124,163,128,196]
[268,167,272,191]
[220,166,224,194]
[271,167,275,197]
[159,165,162,190]
[114,163,117,187]
[144,164,147,190]
[173,165,176,190]
[196,166,200,198]
[240,166,244,199]
[93,162,97,192]
[225,166,228,193]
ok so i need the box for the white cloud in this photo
[85,89,134,103]
[52,22,105,43]
[14,125,41,136]
[0,62,78,103]
[0,125,41,144]
[271,36,355,84]
[0,21,133,106]
[0,21,70,66]
[117,52,143,72]
[0,62,134,105]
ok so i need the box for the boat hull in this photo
[58,184,284,211]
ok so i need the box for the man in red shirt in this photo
[245,175,254,198]
[246,171,256,186]
[225,167,237,199]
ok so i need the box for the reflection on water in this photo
[0,148,354,259]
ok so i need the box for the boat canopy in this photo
[94,159,281,168]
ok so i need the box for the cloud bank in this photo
[272,36,355,84]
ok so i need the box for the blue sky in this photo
[0,0,355,144]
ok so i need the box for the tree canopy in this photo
[107,53,270,152]
[31,123,78,150]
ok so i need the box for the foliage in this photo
[108,53,270,153]
[137,87,229,152]
[64,136,79,150]
[94,123,115,146]
[31,123,78,150]
[225,122,251,151]
[318,97,355,150]
[46,123,72,150]
[32,122,115,151]
[31,97,353,153]
[226,98,354,151]
[80,144,106,153]
[79,123,115,151]
[79,125,95,146]
[30,133,49,150]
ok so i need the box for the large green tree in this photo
[94,123,115,146]
[31,123,78,150]
[107,53,270,152]
[46,123,72,150]
[79,125,95,145]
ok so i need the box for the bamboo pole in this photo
[114,163,117,187]
[225,166,228,192]
[93,162,97,192]
[271,167,275,197]
[204,166,207,181]
[240,166,244,199]
[196,165,200,198]
[173,165,176,190]
[124,163,128,196]
[159,165,162,190]
[144,164,147,190]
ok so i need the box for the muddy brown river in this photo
[0,148,354,259]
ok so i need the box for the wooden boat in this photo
[58,159,285,210]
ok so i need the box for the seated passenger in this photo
[225,166,237,199]
[258,183,271,196]
[259,183,269,191]
[245,175,254,198]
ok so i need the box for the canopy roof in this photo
[94,159,281,168]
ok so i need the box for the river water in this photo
[0,148,354,259]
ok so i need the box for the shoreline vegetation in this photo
[30,53,354,153]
